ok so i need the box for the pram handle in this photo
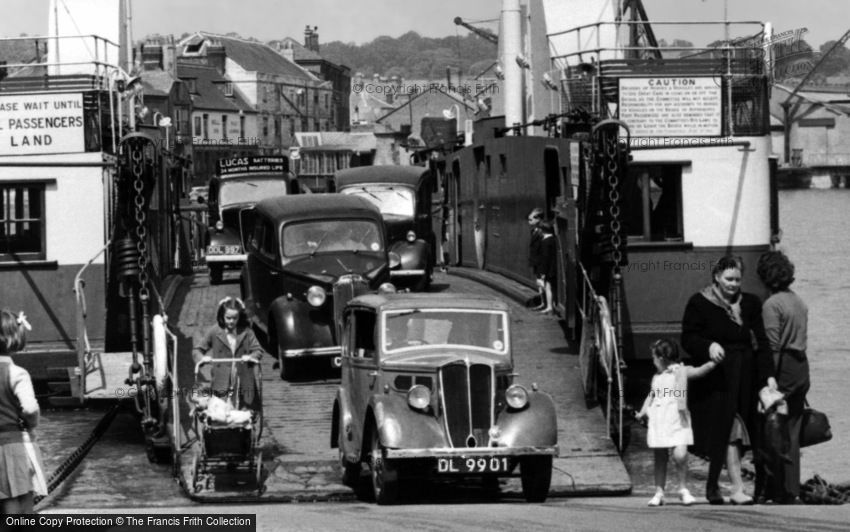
[194,357,257,375]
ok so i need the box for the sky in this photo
[0,0,845,48]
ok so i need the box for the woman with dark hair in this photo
[756,250,809,504]
[681,255,770,505]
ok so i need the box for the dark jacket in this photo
[681,290,771,456]
[193,325,264,409]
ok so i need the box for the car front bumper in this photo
[385,445,559,459]
[390,269,426,277]
[205,254,247,263]
[282,345,340,358]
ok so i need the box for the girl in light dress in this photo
[0,309,46,514]
[636,339,717,506]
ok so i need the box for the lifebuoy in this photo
[152,314,168,391]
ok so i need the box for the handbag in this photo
[800,406,832,448]
[772,349,831,448]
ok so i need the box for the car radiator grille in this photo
[440,362,494,448]
[332,274,370,335]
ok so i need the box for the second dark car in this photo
[240,194,397,380]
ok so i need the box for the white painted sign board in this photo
[0,93,85,155]
[619,77,722,137]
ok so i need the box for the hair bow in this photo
[16,311,32,331]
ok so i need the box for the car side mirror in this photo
[388,251,401,269]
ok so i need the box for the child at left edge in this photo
[636,338,717,506]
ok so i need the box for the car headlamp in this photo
[378,282,397,294]
[215,220,224,232]
[306,285,326,307]
[406,230,416,243]
[407,384,431,410]
[505,384,529,409]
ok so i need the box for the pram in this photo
[190,357,263,494]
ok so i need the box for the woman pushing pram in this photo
[190,297,266,493]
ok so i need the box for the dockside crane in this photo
[453,17,499,45]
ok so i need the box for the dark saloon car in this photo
[240,194,396,380]
[336,166,435,291]
[332,293,558,504]
[205,156,299,284]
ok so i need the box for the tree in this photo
[817,40,850,77]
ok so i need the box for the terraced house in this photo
[177,32,333,152]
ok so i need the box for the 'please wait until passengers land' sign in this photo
[0,93,85,156]
[618,77,722,137]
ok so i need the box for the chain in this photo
[603,130,623,275]
[131,142,150,301]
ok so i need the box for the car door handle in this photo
[269,270,280,276]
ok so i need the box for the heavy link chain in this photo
[130,143,150,301]
[602,131,624,275]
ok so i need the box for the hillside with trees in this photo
[318,31,496,79]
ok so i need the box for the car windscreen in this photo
[340,186,414,217]
[282,219,384,257]
[219,177,288,206]
[383,309,508,355]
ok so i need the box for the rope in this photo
[34,404,120,507]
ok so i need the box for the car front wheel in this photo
[369,424,398,504]
[520,456,552,503]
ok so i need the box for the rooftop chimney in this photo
[304,25,320,53]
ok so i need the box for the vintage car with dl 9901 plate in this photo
[336,166,435,291]
[331,292,558,504]
[204,156,300,285]
[240,194,398,380]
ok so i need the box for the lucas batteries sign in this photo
[619,77,722,137]
[0,93,85,155]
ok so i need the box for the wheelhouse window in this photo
[623,164,684,241]
[282,219,383,257]
[383,309,508,355]
[0,183,45,261]
[340,186,415,217]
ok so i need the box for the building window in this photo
[223,82,233,97]
[193,116,201,137]
[0,183,45,261]
[263,117,269,138]
[222,115,228,140]
[202,114,209,140]
[274,117,281,140]
[624,164,684,241]
[239,115,246,139]
[324,93,329,109]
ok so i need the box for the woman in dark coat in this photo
[756,250,810,504]
[681,255,771,505]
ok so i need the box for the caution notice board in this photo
[619,77,722,137]
[0,93,85,155]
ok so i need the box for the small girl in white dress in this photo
[636,339,716,506]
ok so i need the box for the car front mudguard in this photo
[268,297,334,353]
[495,390,558,448]
[369,394,447,451]
[390,240,431,272]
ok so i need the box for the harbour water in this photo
[778,189,850,483]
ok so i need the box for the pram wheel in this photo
[191,453,202,493]
[255,450,265,495]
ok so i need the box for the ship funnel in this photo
[500,0,523,134]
